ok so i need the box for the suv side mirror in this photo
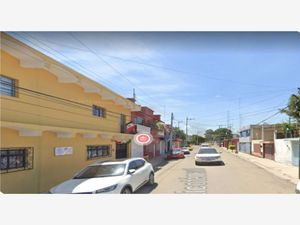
[128,169,136,174]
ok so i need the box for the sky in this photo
[9,32,300,135]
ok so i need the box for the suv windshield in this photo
[198,148,218,154]
[74,164,126,179]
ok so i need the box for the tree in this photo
[281,88,300,124]
[281,122,298,138]
[172,127,186,141]
[214,128,233,143]
[204,128,232,144]
[204,129,215,142]
[189,135,205,145]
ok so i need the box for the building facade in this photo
[0,33,141,193]
[239,124,282,160]
[130,106,165,159]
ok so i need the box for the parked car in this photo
[48,158,154,194]
[181,147,190,155]
[296,180,300,194]
[166,149,185,160]
[195,147,223,165]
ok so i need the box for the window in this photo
[128,161,138,171]
[120,114,126,133]
[240,130,251,137]
[87,145,111,160]
[135,159,145,169]
[0,147,34,173]
[0,75,17,97]
[92,105,106,118]
[134,117,144,125]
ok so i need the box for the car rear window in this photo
[198,148,218,154]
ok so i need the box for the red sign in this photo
[134,133,153,146]
[126,122,137,134]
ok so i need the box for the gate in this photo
[253,143,262,157]
[116,143,128,159]
[263,143,275,160]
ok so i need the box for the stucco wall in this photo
[1,50,131,133]
[1,127,118,193]
[274,138,295,165]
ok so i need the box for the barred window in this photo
[92,105,106,118]
[0,147,34,173]
[87,145,111,160]
[0,75,17,97]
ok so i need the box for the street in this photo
[137,146,296,194]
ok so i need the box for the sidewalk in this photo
[221,147,299,185]
[148,155,168,172]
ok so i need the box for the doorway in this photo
[116,143,128,159]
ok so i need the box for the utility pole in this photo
[133,88,136,101]
[262,123,264,141]
[177,120,183,129]
[169,113,174,153]
[163,104,166,123]
[185,117,195,146]
[292,91,300,179]
[227,111,230,129]
[238,98,242,129]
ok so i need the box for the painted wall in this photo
[239,142,251,154]
[0,34,138,193]
[274,138,299,166]
[1,50,132,133]
[1,128,119,193]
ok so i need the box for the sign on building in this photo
[54,147,73,156]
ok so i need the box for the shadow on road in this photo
[153,160,170,172]
[135,183,158,194]
[196,161,226,166]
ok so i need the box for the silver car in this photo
[195,147,223,165]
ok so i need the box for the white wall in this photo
[274,139,293,165]
[131,142,144,158]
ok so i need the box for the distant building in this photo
[130,106,166,159]
[239,124,283,160]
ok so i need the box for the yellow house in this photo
[0,32,141,193]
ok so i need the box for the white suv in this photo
[49,158,154,194]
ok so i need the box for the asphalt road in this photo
[137,146,296,194]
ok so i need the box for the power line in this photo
[21,33,297,89]
[11,33,133,99]
[68,32,169,114]
[256,107,288,125]
[17,32,170,118]
[0,80,168,123]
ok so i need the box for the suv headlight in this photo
[95,184,118,193]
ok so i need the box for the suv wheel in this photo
[121,187,132,194]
